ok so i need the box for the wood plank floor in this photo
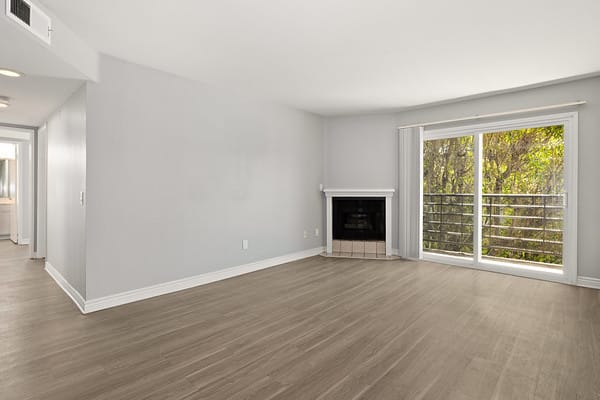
[1,240,599,400]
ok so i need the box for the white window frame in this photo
[420,112,578,284]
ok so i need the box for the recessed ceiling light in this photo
[0,68,23,78]
[0,97,10,108]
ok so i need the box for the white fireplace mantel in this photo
[324,188,395,256]
[323,188,395,198]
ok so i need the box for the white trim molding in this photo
[324,188,395,256]
[577,276,600,290]
[324,188,396,197]
[422,252,568,285]
[398,101,586,129]
[47,247,324,314]
[45,261,86,313]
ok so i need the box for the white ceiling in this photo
[0,74,83,126]
[32,0,600,115]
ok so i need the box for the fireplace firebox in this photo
[333,198,385,241]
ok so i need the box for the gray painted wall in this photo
[85,56,324,299]
[46,85,87,296]
[324,114,399,248]
[325,76,600,279]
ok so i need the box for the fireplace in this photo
[324,189,395,258]
[333,198,385,241]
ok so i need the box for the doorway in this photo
[0,127,33,252]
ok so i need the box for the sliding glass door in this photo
[420,113,577,282]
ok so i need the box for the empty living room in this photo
[1,0,600,399]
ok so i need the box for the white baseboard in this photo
[58,246,322,314]
[48,246,596,314]
[391,249,421,261]
[19,238,30,245]
[44,261,86,313]
[577,276,600,290]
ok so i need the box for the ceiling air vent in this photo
[5,0,51,44]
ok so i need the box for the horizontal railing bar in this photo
[426,226,563,240]
[425,221,474,227]
[485,214,563,221]
[483,204,564,210]
[425,203,563,211]
[424,219,564,229]
[423,212,475,217]
[424,193,564,198]
[483,224,563,233]
[424,193,473,196]
[423,239,474,246]
[424,213,562,221]
[423,248,474,257]
[424,230,472,236]
[423,211,473,215]
[484,234,562,245]
[425,203,564,211]
[424,202,475,207]
[484,245,562,256]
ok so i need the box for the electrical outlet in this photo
[303,230,308,239]
[242,239,248,250]
[315,228,319,237]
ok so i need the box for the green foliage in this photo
[423,136,474,195]
[482,125,563,195]
[423,126,564,195]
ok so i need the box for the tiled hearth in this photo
[329,240,391,259]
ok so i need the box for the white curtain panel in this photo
[398,126,423,259]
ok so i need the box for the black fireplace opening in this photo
[333,197,385,241]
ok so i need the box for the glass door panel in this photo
[423,136,474,258]
[481,125,564,269]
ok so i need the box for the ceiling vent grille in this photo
[5,0,51,44]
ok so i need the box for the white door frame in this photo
[420,112,578,284]
[34,123,47,259]
[0,125,36,254]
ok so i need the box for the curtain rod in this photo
[397,101,586,130]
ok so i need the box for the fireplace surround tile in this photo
[332,240,341,252]
[364,242,377,254]
[352,241,365,254]
[340,240,353,253]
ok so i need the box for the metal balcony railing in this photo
[423,193,564,265]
